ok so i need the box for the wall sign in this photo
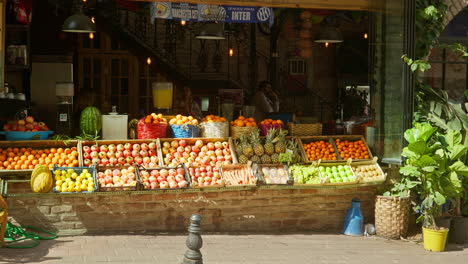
[151,2,274,24]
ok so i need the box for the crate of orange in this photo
[0,140,80,176]
[332,135,373,161]
[229,116,258,139]
[298,136,339,163]
[258,119,284,136]
[200,115,229,138]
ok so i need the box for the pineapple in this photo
[238,155,249,164]
[274,130,288,154]
[250,131,264,156]
[240,135,254,158]
[261,154,272,164]
[251,155,260,163]
[264,129,276,155]
[271,153,279,163]
[235,139,243,156]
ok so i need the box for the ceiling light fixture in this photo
[314,18,343,43]
[62,0,96,33]
[196,23,225,40]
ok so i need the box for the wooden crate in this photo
[95,165,140,192]
[330,135,373,161]
[256,163,293,185]
[187,165,225,188]
[220,164,258,187]
[79,139,162,168]
[315,160,358,186]
[350,157,386,184]
[136,163,191,190]
[159,137,238,166]
[0,140,80,176]
[297,136,340,163]
[288,163,325,186]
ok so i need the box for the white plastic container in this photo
[102,106,128,140]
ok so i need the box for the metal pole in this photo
[182,214,203,264]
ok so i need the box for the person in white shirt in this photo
[252,81,280,122]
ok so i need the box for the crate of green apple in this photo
[257,164,293,185]
[80,140,160,168]
[318,164,357,185]
[160,138,237,168]
[137,164,190,190]
[187,166,224,188]
[96,165,139,191]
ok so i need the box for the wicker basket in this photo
[137,119,168,139]
[259,123,284,136]
[288,123,322,136]
[375,196,410,239]
[230,126,258,139]
[200,122,229,138]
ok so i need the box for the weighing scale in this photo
[55,83,74,135]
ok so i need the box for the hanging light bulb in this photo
[89,32,94,39]
[82,0,87,2]
[364,33,368,39]
[91,17,96,24]
[325,42,329,48]
[229,48,234,57]
[146,57,152,65]
[180,20,186,26]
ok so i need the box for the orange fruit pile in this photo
[230,116,257,127]
[144,113,168,124]
[0,147,79,170]
[303,141,337,161]
[202,115,227,123]
[260,119,284,126]
[169,115,199,125]
[335,139,370,160]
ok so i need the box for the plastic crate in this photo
[52,165,97,193]
[136,163,191,190]
[95,165,140,192]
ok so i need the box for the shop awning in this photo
[129,0,370,11]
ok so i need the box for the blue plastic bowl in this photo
[0,131,54,140]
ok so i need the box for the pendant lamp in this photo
[62,1,96,33]
[314,21,343,43]
[196,23,225,40]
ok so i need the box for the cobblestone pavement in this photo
[0,233,466,264]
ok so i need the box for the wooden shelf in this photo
[6,24,30,30]
[5,65,30,71]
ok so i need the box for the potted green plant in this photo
[385,122,467,251]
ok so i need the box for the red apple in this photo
[132,144,141,151]
[124,143,132,150]
[91,145,99,152]
[148,142,156,150]
[107,151,115,158]
[160,181,169,188]
[207,142,215,150]
[115,151,124,158]
[149,176,157,183]
[157,175,165,183]
[17,125,26,131]
[150,182,159,189]
[177,146,184,153]
[170,141,178,148]
[109,157,117,165]
[125,156,134,164]
[25,116,34,123]
[83,152,91,159]
[84,159,92,166]
[131,150,140,157]
[100,145,109,152]
[179,139,187,147]
[118,157,126,164]
[142,157,150,164]
[116,144,125,151]
[100,158,109,165]
[139,150,148,157]
[92,158,100,164]
[123,150,132,157]
[134,156,143,164]
[17,120,25,126]
[168,181,178,188]
[214,142,222,149]
[195,140,204,148]
[178,180,188,188]
[148,150,156,156]
[83,146,91,153]
[140,143,149,151]
[98,152,107,159]
[160,169,168,177]
[175,174,184,182]
[108,144,116,152]
[191,146,200,153]
[177,168,185,175]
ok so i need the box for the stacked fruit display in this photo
[144,113,168,124]
[202,115,227,123]
[82,142,159,167]
[235,129,299,164]
[161,139,233,167]
[302,140,338,161]
[259,119,284,126]
[334,139,370,160]
[53,168,95,193]
[0,146,79,170]
[318,165,357,184]
[2,116,49,131]
[259,165,290,184]
[289,165,321,184]
[230,116,257,127]
[188,166,223,187]
[169,115,199,125]
[97,166,138,190]
[138,166,189,189]
[352,164,384,183]
[222,166,256,185]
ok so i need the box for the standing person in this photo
[184,86,203,121]
[252,81,279,122]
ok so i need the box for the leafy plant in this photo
[385,122,467,229]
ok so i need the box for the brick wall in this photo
[5,184,382,236]
[444,0,467,27]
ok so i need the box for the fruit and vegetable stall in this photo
[0,114,387,233]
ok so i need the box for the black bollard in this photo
[182,214,203,264]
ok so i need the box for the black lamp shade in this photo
[314,24,343,43]
[62,13,96,33]
[196,23,225,40]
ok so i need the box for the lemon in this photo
[68,181,75,187]
[82,179,88,186]
[88,178,94,183]
[88,182,95,187]
[61,175,66,181]
[80,183,87,190]
[54,170,61,175]
[67,169,74,174]
[86,173,92,178]
[71,172,78,179]
[76,176,82,183]
[87,186,94,192]
[62,187,69,192]
[65,178,71,182]
[74,185,81,192]
[82,169,89,174]
[55,175,61,181]
[56,186,62,192]
[56,180,63,186]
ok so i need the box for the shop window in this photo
[288,59,307,75]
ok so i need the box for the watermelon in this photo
[80,107,102,135]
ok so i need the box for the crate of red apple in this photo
[96,166,139,191]
[137,164,190,190]
[160,138,237,168]
[80,140,160,168]
[187,166,224,187]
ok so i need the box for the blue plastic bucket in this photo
[170,125,199,138]
[0,131,54,140]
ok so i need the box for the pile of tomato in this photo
[335,139,370,160]
[302,140,337,161]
